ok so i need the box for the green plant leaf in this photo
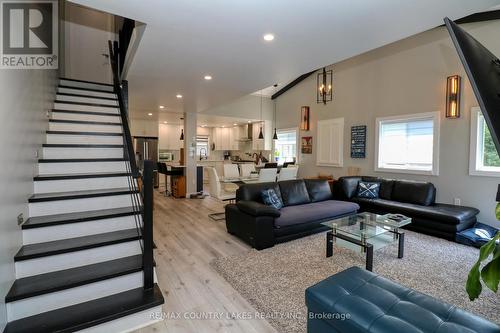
[481,253,500,292]
[466,262,482,300]
[466,234,499,300]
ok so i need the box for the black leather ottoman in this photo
[305,267,500,333]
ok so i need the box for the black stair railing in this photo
[108,40,154,290]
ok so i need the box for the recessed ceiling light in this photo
[204,75,212,80]
[247,120,252,123]
[221,125,225,128]
[201,125,206,127]
[159,105,165,109]
[163,121,168,124]
[263,33,275,41]
[233,123,237,126]
[148,113,153,116]
[176,94,182,99]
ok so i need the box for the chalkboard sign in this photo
[351,125,366,158]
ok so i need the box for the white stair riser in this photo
[56,94,118,106]
[46,134,124,145]
[59,80,114,92]
[52,111,121,123]
[7,272,145,321]
[15,241,142,278]
[54,102,119,114]
[34,176,132,193]
[29,194,135,216]
[49,122,122,133]
[76,306,163,333]
[42,147,124,159]
[22,216,142,244]
[58,87,116,99]
[38,161,128,175]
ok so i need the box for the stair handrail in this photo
[108,40,139,178]
[108,39,154,290]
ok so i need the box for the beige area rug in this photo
[211,230,499,333]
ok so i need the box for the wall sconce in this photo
[446,75,461,118]
[300,106,310,131]
[317,67,333,104]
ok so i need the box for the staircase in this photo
[3,77,164,333]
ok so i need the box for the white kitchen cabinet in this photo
[213,127,231,150]
[229,127,239,150]
[158,124,183,150]
[252,121,272,151]
[316,118,344,167]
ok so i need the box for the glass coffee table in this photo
[322,212,411,271]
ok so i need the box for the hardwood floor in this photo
[134,190,277,333]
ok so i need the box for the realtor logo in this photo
[1,0,58,69]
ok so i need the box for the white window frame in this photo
[469,106,500,177]
[374,112,440,176]
[273,127,299,165]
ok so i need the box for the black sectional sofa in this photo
[332,176,480,241]
[225,179,359,250]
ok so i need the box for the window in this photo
[274,128,297,165]
[375,112,439,175]
[470,107,500,176]
[196,135,209,158]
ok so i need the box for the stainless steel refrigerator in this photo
[133,136,159,187]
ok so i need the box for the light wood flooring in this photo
[134,190,277,333]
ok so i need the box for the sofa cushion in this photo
[357,181,380,199]
[236,200,281,217]
[261,189,283,209]
[370,199,479,225]
[340,176,362,199]
[392,180,436,206]
[304,179,332,202]
[306,266,500,333]
[274,200,359,228]
[236,182,282,203]
[278,180,311,206]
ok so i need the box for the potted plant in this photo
[466,186,500,300]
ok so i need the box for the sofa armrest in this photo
[236,200,281,217]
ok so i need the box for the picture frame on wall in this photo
[351,125,367,158]
[300,106,310,131]
[301,136,312,154]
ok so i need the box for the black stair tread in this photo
[28,187,138,202]
[59,77,113,86]
[46,130,123,136]
[54,100,120,108]
[34,172,131,181]
[4,283,164,333]
[14,228,142,261]
[38,157,126,162]
[22,206,141,229]
[58,85,117,94]
[42,144,124,148]
[51,109,120,117]
[49,119,122,126]
[6,255,145,302]
[57,92,118,101]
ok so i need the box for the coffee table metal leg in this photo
[326,231,333,257]
[366,244,373,271]
[398,232,405,259]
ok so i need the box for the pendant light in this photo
[272,84,278,140]
[179,117,184,140]
[258,90,264,139]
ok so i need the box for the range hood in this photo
[237,123,253,141]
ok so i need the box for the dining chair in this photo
[223,163,240,179]
[240,163,256,178]
[264,162,278,168]
[277,166,299,181]
[258,168,278,182]
[207,167,237,220]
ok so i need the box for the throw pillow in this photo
[261,189,284,209]
[357,181,380,199]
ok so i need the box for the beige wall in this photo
[275,20,500,227]
[62,2,116,83]
[0,70,57,330]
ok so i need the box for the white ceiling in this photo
[70,0,500,120]
[156,111,258,128]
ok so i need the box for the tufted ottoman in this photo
[305,267,500,333]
